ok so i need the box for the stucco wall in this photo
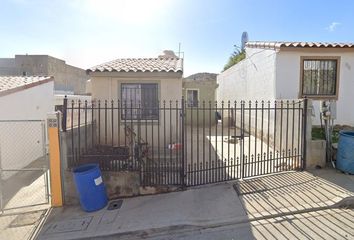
[0,55,88,94]
[217,48,277,102]
[47,56,88,94]
[276,49,354,125]
[182,80,217,125]
[0,58,18,75]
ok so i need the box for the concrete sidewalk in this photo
[36,168,354,240]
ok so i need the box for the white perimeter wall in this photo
[276,49,354,125]
[217,48,277,102]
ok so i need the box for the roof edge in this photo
[246,41,354,50]
[0,76,54,97]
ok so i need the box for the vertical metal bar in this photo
[163,101,166,185]
[273,100,277,174]
[175,100,179,185]
[196,100,199,185]
[124,100,127,147]
[302,98,308,170]
[151,102,154,185]
[279,100,283,172]
[91,101,94,147]
[85,100,88,152]
[157,101,161,185]
[118,100,121,146]
[267,101,270,174]
[292,100,295,167]
[111,100,114,147]
[98,100,101,145]
[62,96,68,132]
[286,100,290,170]
[208,101,212,183]
[137,101,142,184]
[169,100,173,185]
[241,100,245,179]
[215,101,218,181]
[190,101,194,186]
[78,100,81,160]
[221,101,224,181]
[202,101,205,184]
[144,105,148,185]
[254,101,258,176]
[227,101,230,181]
[129,99,134,172]
[105,100,108,145]
[71,100,75,165]
[41,121,50,203]
[233,101,237,179]
[260,101,264,175]
[0,139,3,213]
[181,97,185,187]
[297,101,301,169]
[248,101,251,177]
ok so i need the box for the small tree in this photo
[223,48,245,71]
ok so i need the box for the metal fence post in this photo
[41,121,50,204]
[181,97,186,187]
[240,100,245,179]
[62,96,68,132]
[0,140,3,214]
[302,97,308,170]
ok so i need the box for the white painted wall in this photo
[217,48,277,102]
[0,81,54,120]
[276,49,354,125]
[0,82,53,178]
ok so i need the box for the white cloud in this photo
[326,22,341,32]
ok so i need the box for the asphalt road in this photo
[147,209,354,240]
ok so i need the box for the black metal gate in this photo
[63,98,307,187]
[183,99,308,186]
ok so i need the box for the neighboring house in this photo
[217,41,354,125]
[87,52,183,145]
[0,76,54,120]
[183,72,218,125]
[0,55,88,94]
[0,76,54,177]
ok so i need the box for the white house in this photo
[217,41,354,125]
[0,76,54,177]
[0,76,54,120]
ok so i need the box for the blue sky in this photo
[1,0,353,76]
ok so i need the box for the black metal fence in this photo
[62,97,307,187]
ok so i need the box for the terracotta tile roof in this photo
[246,41,354,50]
[87,58,183,73]
[0,76,53,97]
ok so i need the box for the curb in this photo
[83,196,354,240]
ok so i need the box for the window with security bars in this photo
[301,58,339,98]
[121,83,159,120]
[187,89,199,107]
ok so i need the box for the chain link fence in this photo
[0,120,50,240]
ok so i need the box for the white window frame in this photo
[186,88,199,108]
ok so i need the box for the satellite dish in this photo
[241,32,249,50]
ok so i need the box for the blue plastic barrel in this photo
[336,131,354,174]
[73,164,108,212]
